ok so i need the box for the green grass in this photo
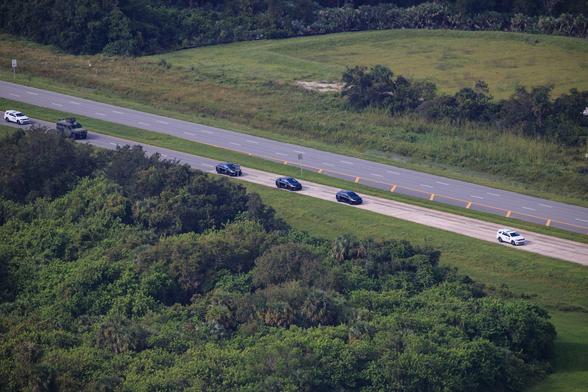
[150,29,588,99]
[1,31,587,206]
[0,124,17,138]
[4,96,587,245]
[239,182,588,392]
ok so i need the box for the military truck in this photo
[56,118,88,139]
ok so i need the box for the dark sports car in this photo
[336,190,363,205]
[215,163,242,176]
[275,177,303,191]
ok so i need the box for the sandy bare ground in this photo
[294,81,344,93]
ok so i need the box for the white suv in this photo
[4,110,32,125]
[496,228,526,246]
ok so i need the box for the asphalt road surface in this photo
[4,120,588,265]
[1,80,587,234]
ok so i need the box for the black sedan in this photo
[215,163,242,176]
[275,177,303,191]
[336,190,363,205]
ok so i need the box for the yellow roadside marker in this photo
[466,202,472,209]
[283,161,288,165]
[354,176,360,183]
[506,210,512,218]
[546,219,552,227]
[429,193,435,201]
[390,184,397,192]
[318,168,323,174]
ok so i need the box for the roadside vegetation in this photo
[0,131,560,391]
[1,30,587,204]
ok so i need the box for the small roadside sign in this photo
[11,59,16,68]
[11,59,16,80]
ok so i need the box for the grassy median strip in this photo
[242,182,588,392]
[1,96,587,245]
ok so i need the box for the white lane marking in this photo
[161,154,168,158]
[486,192,500,197]
[387,170,400,175]
[51,102,63,107]
[245,139,259,144]
[371,173,383,177]
[275,152,287,157]
[538,203,553,208]
[156,120,168,125]
[183,132,196,136]
[470,195,484,199]
[340,160,354,165]
[294,150,305,154]
[201,129,213,134]
[522,207,536,211]
[9,93,20,98]
[95,112,106,116]
[322,162,334,167]
[109,142,118,146]
[201,163,214,168]
[26,91,38,96]
[576,218,588,223]
[435,181,449,186]
[420,184,433,188]
[138,122,150,126]
[230,142,242,146]
[112,110,124,114]
[69,101,80,105]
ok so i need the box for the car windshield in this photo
[287,178,298,184]
[15,112,25,117]
[347,192,359,198]
[71,122,82,128]
[510,232,521,237]
[227,164,240,170]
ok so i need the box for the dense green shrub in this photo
[0,133,556,391]
[0,1,586,55]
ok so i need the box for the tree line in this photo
[0,1,587,56]
[0,129,556,390]
[342,65,588,147]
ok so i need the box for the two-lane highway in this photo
[1,80,587,234]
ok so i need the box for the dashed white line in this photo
[435,181,449,186]
[138,122,150,126]
[387,170,400,175]
[340,160,354,165]
[201,130,213,134]
[112,110,124,114]
[576,218,588,223]
[230,142,242,146]
[420,184,433,188]
[294,150,305,154]
[486,192,500,197]
[183,132,196,137]
[161,154,168,158]
[538,203,553,208]
[322,162,335,167]
[245,139,259,144]
[9,93,20,98]
[95,112,106,116]
[69,101,80,105]
[522,207,536,211]
[371,173,383,178]
[470,195,484,199]
[109,142,118,146]
[156,120,168,125]
[26,91,38,96]
[275,152,288,157]
[51,102,63,107]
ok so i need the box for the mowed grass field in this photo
[243,183,588,392]
[152,29,588,98]
[1,31,587,204]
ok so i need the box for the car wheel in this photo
[4,117,8,122]
[498,237,503,243]
[511,240,516,246]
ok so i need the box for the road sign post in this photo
[297,153,303,177]
[11,59,17,80]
